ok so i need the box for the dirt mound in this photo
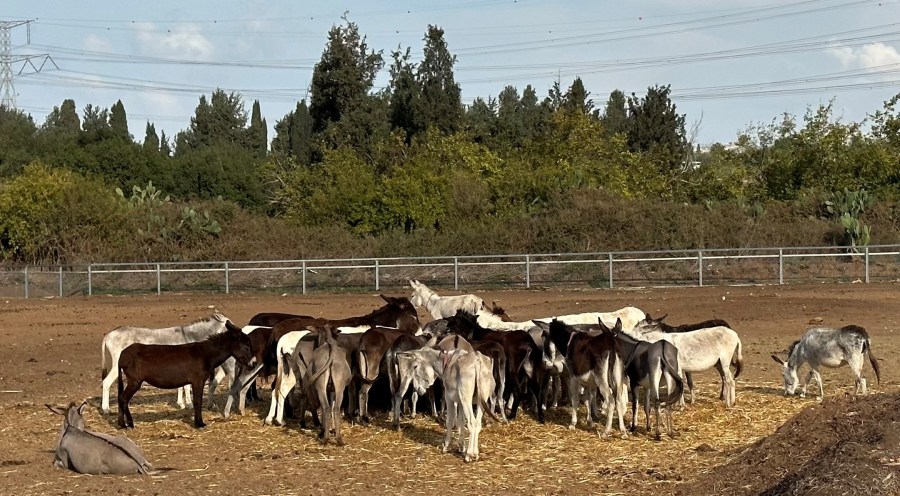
[679,392,900,496]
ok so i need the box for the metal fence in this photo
[1,244,899,298]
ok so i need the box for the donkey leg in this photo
[812,368,824,400]
[800,370,815,398]
[101,359,119,414]
[118,379,142,429]
[357,382,372,424]
[192,380,207,428]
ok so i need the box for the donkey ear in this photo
[613,317,623,332]
[46,404,66,415]
[380,294,392,303]
[658,313,668,322]
[770,354,785,365]
[596,317,611,332]
[77,401,88,415]
[532,320,550,331]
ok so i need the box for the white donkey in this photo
[771,325,881,400]
[99,312,230,414]
[629,318,743,407]
[409,280,485,320]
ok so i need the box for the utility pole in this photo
[1,19,58,109]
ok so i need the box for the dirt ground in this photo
[0,282,897,495]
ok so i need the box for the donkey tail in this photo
[732,339,744,379]
[304,346,334,392]
[117,365,124,399]
[863,338,881,385]
[660,352,685,405]
[477,359,502,423]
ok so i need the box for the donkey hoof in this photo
[620,432,629,440]
[195,421,206,429]
[567,424,576,431]
[441,445,450,454]
[335,437,345,447]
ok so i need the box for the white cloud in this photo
[134,22,214,60]
[827,42,900,69]
[83,34,113,53]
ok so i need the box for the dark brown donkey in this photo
[356,325,420,424]
[117,321,255,429]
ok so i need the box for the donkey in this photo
[534,318,626,437]
[409,279,486,320]
[446,310,544,423]
[603,320,683,439]
[441,348,498,462]
[771,325,881,400]
[303,326,352,445]
[387,333,429,429]
[356,325,419,424]
[47,401,152,475]
[117,321,255,429]
[100,312,230,414]
[647,313,732,399]
[630,317,744,407]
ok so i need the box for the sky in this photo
[4,0,900,146]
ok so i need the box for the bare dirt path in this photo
[0,283,897,495]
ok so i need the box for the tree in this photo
[80,104,111,144]
[272,100,314,166]
[143,122,160,152]
[416,25,462,134]
[0,106,36,176]
[309,18,383,133]
[159,131,172,157]
[248,100,268,158]
[601,89,629,137]
[388,47,423,142]
[626,85,687,187]
[109,100,130,140]
[176,89,249,155]
[563,77,593,115]
[464,97,497,145]
[496,85,523,148]
[44,99,80,133]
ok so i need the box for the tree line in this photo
[0,19,898,264]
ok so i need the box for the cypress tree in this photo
[417,25,462,134]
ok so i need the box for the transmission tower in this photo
[1,20,58,109]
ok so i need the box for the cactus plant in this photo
[825,188,872,253]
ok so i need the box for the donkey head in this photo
[770,350,799,396]
[397,351,437,396]
[46,401,88,431]
[490,301,512,322]
[224,320,255,368]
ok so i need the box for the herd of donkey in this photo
[46,280,882,474]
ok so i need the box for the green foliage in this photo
[271,100,314,166]
[417,25,462,134]
[309,18,384,133]
[109,100,130,140]
[388,47,424,142]
[0,106,37,177]
[0,163,127,263]
[248,100,268,159]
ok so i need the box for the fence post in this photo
[156,264,161,295]
[302,260,307,295]
[865,246,870,283]
[23,266,28,299]
[698,250,704,287]
[453,257,459,290]
[59,266,63,297]
[87,264,92,296]
[525,255,531,288]
[608,253,614,289]
[224,262,230,294]
[375,259,380,291]
[778,249,784,285]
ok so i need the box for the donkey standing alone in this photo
[772,325,881,399]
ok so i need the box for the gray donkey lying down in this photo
[47,401,152,475]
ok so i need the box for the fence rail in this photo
[2,244,899,298]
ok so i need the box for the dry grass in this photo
[10,379,816,495]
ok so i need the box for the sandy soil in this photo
[0,283,897,495]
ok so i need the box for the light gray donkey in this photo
[47,401,152,475]
[771,325,881,400]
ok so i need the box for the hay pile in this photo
[678,392,900,496]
